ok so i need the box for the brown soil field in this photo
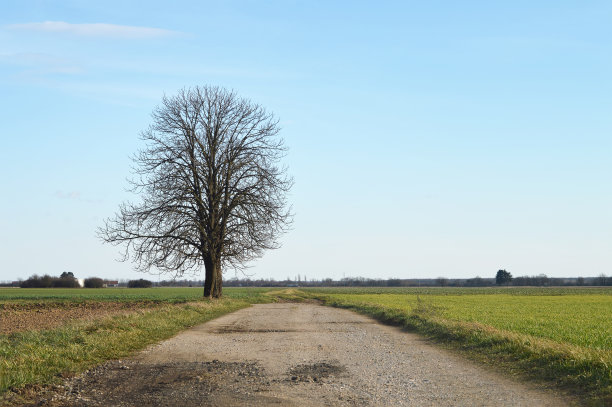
[0,302,156,335]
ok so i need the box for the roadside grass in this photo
[296,287,612,405]
[0,288,276,399]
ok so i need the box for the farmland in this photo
[1,286,610,405]
[0,287,269,303]
[301,287,611,349]
[298,286,612,404]
[0,287,275,400]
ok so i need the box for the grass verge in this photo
[292,290,611,406]
[0,295,271,401]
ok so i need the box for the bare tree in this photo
[99,86,293,297]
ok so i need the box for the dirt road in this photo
[43,303,569,406]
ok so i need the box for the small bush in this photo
[52,277,80,288]
[128,279,153,288]
[84,277,104,288]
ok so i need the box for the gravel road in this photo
[41,303,570,406]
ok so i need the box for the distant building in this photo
[104,280,119,288]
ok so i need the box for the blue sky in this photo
[1,1,610,282]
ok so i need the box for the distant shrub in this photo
[128,279,153,288]
[52,277,80,288]
[20,274,51,288]
[84,277,105,288]
[20,274,79,288]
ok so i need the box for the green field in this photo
[0,287,269,303]
[302,287,611,349]
[298,286,612,404]
[303,286,612,296]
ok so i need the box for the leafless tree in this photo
[99,86,293,297]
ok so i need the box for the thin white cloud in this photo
[6,21,180,39]
[0,52,84,74]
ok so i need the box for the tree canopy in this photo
[100,86,293,297]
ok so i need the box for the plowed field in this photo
[0,302,155,335]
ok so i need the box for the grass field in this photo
[302,287,611,349]
[296,286,612,404]
[0,286,269,303]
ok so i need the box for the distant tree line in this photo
[4,273,611,289]
[127,279,153,288]
[19,272,80,288]
[9,273,155,289]
[207,274,612,288]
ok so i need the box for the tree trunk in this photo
[203,255,213,297]
[212,259,222,298]
[203,255,222,298]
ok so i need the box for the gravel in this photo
[22,303,571,406]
